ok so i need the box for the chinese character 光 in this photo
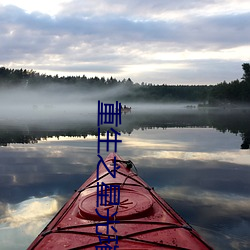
[95,243,119,250]
[95,208,120,235]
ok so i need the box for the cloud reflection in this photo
[0,196,59,229]
[120,128,249,166]
[0,196,62,249]
[157,186,250,216]
[154,150,250,167]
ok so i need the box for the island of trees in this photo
[0,63,249,105]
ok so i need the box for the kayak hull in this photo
[28,153,213,249]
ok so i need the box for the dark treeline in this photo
[208,63,250,105]
[0,63,250,104]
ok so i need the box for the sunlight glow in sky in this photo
[0,0,66,15]
[1,0,250,84]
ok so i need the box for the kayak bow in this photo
[28,152,213,249]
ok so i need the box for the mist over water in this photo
[0,85,95,122]
[0,84,198,125]
[0,84,250,150]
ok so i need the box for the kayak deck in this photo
[28,153,213,249]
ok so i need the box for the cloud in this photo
[1,7,246,51]
[186,13,250,49]
[58,0,235,19]
[0,1,250,84]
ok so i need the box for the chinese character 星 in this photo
[97,182,120,207]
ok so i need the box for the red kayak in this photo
[28,153,213,249]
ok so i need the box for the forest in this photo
[0,63,249,104]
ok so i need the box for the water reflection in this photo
[0,196,62,250]
[0,108,250,249]
[0,107,250,149]
[1,196,59,228]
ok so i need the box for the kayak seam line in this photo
[147,190,213,249]
[119,236,191,250]
[45,229,191,250]
[148,189,185,224]
[50,225,191,240]
[55,220,182,231]
[118,225,191,239]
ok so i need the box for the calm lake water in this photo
[0,104,250,249]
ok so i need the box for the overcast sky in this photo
[0,0,250,85]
